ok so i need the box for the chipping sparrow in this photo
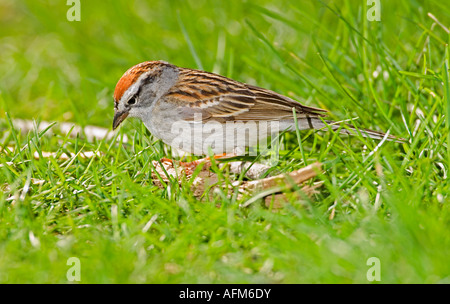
[113,61,402,156]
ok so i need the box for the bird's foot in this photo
[160,153,233,175]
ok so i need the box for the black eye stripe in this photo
[126,74,154,106]
[143,75,155,85]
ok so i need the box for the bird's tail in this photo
[297,117,405,143]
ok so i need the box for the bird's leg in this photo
[159,153,235,175]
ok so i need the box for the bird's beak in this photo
[112,110,129,130]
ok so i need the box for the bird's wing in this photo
[163,68,327,122]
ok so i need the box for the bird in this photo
[113,60,402,166]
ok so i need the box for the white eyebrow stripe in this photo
[119,71,153,104]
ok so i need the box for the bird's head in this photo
[112,60,177,130]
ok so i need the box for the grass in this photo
[0,0,449,283]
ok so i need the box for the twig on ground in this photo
[4,119,128,142]
[151,159,322,209]
[0,146,102,161]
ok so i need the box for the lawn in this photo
[0,0,449,283]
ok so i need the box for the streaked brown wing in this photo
[163,67,328,122]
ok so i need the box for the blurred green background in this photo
[0,0,446,127]
[0,0,449,283]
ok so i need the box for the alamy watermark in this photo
[367,0,381,21]
[366,257,381,282]
[168,113,283,165]
[66,257,81,282]
[67,0,81,22]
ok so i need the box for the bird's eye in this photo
[128,96,137,105]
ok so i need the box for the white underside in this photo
[146,119,295,155]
